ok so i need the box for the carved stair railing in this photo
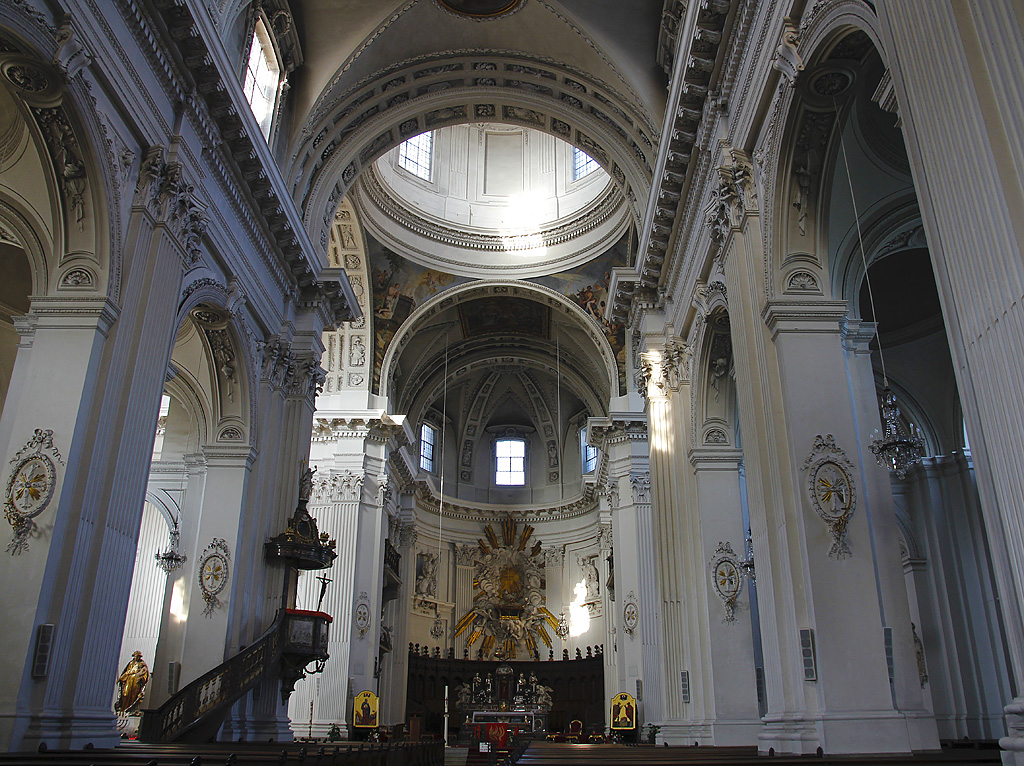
[139,613,284,743]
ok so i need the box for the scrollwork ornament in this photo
[622,591,638,640]
[355,591,371,637]
[708,541,743,622]
[801,434,857,559]
[5,429,65,555]
[198,538,231,617]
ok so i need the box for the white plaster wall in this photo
[377,125,608,230]
[115,502,170,708]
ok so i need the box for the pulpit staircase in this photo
[137,614,285,743]
[139,467,339,744]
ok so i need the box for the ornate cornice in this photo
[294,49,658,253]
[144,0,359,325]
[624,0,735,306]
[588,417,648,448]
[357,164,627,259]
[412,481,598,522]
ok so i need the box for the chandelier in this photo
[870,387,926,479]
[555,611,570,640]
[155,519,187,573]
[837,101,925,479]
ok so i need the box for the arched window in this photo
[243,17,281,139]
[399,132,434,181]
[495,438,526,486]
[420,422,437,472]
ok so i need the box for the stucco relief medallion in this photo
[708,542,743,622]
[622,591,638,640]
[5,429,65,555]
[198,538,231,617]
[802,434,857,559]
[355,591,371,637]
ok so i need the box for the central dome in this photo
[352,123,629,279]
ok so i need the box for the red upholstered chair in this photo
[567,719,583,742]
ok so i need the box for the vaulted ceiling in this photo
[287,0,667,149]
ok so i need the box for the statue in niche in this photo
[455,682,472,709]
[350,336,366,367]
[298,465,316,504]
[416,552,438,598]
[339,223,357,249]
[792,164,812,236]
[912,622,928,687]
[534,684,553,712]
[114,651,150,715]
[581,555,600,601]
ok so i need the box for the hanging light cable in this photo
[553,330,570,641]
[556,331,562,500]
[835,98,924,479]
[430,330,450,641]
[156,397,188,573]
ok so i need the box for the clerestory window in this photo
[398,132,434,181]
[243,18,280,139]
[420,422,437,473]
[495,438,526,486]
[580,427,598,474]
[572,146,599,180]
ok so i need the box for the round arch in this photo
[292,51,656,256]
[168,300,256,450]
[832,194,922,310]
[0,19,121,301]
[764,3,888,301]
[380,279,618,409]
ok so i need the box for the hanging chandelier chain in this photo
[834,98,925,478]
[835,97,887,388]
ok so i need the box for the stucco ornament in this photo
[5,429,65,555]
[452,516,559,659]
[622,590,638,640]
[802,434,857,559]
[708,541,743,622]
[198,538,231,617]
[355,591,371,637]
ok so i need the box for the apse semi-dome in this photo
[352,123,630,278]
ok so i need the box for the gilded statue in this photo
[114,650,150,715]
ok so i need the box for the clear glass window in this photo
[580,427,598,473]
[398,132,434,181]
[495,438,525,486]
[572,146,599,180]
[420,423,436,472]
[243,19,280,139]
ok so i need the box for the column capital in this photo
[454,543,477,567]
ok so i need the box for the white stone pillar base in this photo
[657,721,711,746]
[12,711,119,751]
[1002,698,1024,766]
[757,717,820,756]
[760,711,929,756]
